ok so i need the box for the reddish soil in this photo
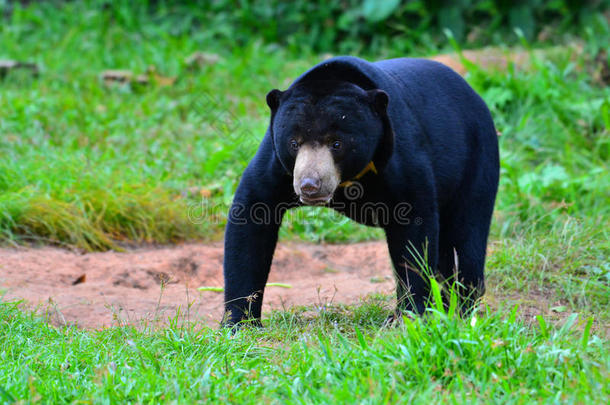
[1,240,580,331]
[0,242,396,329]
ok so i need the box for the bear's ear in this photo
[266,89,283,110]
[367,89,393,169]
[367,89,389,116]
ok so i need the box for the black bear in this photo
[222,56,499,326]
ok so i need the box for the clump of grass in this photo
[0,187,218,250]
[2,193,115,250]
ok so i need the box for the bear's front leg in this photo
[223,203,284,327]
[384,214,439,317]
[222,144,293,327]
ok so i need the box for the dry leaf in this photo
[101,70,134,84]
[0,60,39,78]
[185,52,220,69]
[72,274,86,285]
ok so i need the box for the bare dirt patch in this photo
[1,240,567,330]
[0,242,396,329]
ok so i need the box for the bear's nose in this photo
[300,178,321,196]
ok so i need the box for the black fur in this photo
[223,56,500,326]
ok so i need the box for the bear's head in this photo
[266,80,393,205]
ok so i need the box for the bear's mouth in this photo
[299,194,333,206]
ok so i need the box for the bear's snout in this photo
[293,144,340,205]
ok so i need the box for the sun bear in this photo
[222,56,499,326]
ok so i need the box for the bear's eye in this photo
[289,139,300,151]
[331,140,342,150]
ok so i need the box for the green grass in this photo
[1,1,608,249]
[1,2,609,403]
[1,298,608,403]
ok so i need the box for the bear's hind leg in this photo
[384,218,440,317]
[439,198,494,315]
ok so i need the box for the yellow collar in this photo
[339,161,377,187]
